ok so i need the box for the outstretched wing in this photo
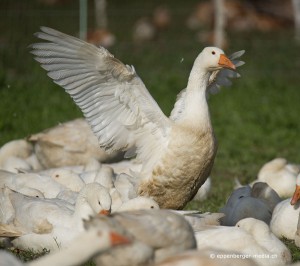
[30,27,171,172]
[207,50,245,95]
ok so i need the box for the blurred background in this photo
[0,0,300,188]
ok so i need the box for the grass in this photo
[1,0,300,263]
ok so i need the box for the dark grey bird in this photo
[220,182,281,226]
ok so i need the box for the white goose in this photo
[0,227,130,266]
[31,27,244,209]
[87,209,196,264]
[0,170,83,199]
[195,218,291,266]
[270,174,300,243]
[29,226,130,266]
[254,158,300,198]
[39,168,85,192]
[0,140,33,167]
[0,183,112,251]
[114,196,160,212]
[270,198,300,241]
[28,118,123,168]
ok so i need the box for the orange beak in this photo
[109,231,131,246]
[99,209,110,215]
[218,54,236,70]
[291,185,300,205]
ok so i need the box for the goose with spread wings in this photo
[30,27,244,209]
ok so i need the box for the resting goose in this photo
[31,27,244,209]
[0,227,130,266]
[254,158,300,198]
[270,175,300,244]
[0,170,83,198]
[0,183,112,251]
[195,218,291,266]
[153,249,257,266]
[86,209,196,264]
[28,118,123,168]
[29,226,130,266]
[0,140,33,166]
[291,175,300,247]
[270,198,300,241]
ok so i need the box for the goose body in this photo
[28,118,123,168]
[255,158,300,198]
[114,196,160,212]
[29,226,130,266]
[195,218,291,266]
[271,174,300,242]
[86,209,196,264]
[0,140,33,166]
[31,27,244,209]
[0,183,112,251]
[0,170,83,198]
[0,226,130,266]
[270,198,299,240]
[192,176,211,201]
[153,249,258,266]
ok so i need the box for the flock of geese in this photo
[0,27,299,266]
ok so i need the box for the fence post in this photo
[79,0,87,40]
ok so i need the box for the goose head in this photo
[116,196,160,212]
[196,47,236,72]
[50,169,85,192]
[236,217,270,237]
[76,183,112,219]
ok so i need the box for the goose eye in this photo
[150,206,154,209]
[98,201,101,205]
[212,51,215,55]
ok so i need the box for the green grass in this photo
[1,0,300,263]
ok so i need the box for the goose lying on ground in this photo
[0,140,33,168]
[0,183,111,251]
[0,226,130,266]
[0,170,84,198]
[270,175,300,243]
[254,158,300,198]
[86,209,196,265]
[0,139,44,173]
[30,225,129,266]
[195,218,291,266]
[28,118,123,168]
[220,182,281,226]
[114,196,160,212]
[31,27,244,209]
[192,176,211,201]
[291,176,300,247]
[153,248,258,266]
[40,168,85,191]
[270,198,300,241]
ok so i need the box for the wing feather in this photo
[31,27,171,172]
